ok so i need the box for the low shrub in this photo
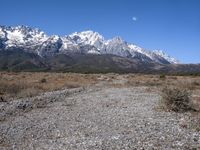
[161,86,195,112]
[40,78,47,83]
[159,74,166,80]
[192,81,200,86]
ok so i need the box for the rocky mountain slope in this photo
[0,25,179,64]
[1,25,200,74]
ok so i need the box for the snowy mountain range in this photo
[0,25,179,65]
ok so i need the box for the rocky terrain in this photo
[0,75,199,150]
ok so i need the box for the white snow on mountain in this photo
[153,50,179,64]
[128,44,143,53]
[0,28,6,38]
[128,44,153,58]
[69,30,105,50]
[6,30,25,47]
[105,37,131,57]
[1,26,48,48]
[0,25,179,64]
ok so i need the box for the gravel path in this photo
[0,83,199,149]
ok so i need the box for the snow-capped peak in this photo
[0,27,5,38]
[0,25,48,48]
[69,30,105,49]
[112,36,124,42]
[128,44,143,53]
[70,30,104,41]
[49,35,60,42]
[0,25,179,64]
[153,50,179,64]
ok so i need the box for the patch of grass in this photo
[17,87,41,98]
[160,86,195,112]
[0,81,28,96]
[168,76,177,80]
[1,72,200,100]
[0,72,98,99]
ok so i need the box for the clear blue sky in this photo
[1,0,200,63]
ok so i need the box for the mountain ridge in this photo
[0,25,179,64]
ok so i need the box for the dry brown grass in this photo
[0,72,99,99]
[105,74,200,89]
[106,74,200,110]
[0,72,200,103]
[124,74,200,89]
[192,96,200,111]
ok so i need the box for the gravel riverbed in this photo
[0,83,199,150]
